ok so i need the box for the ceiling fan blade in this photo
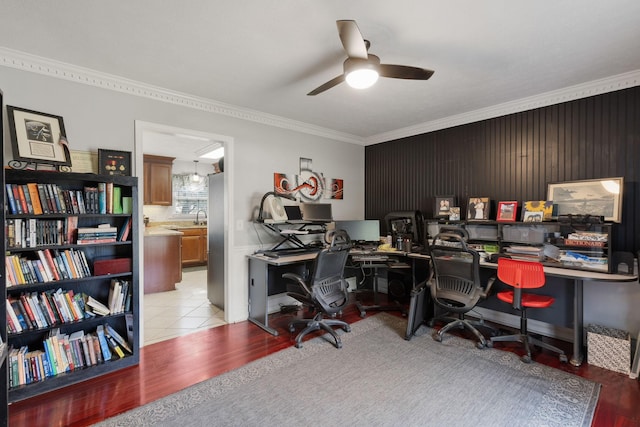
[307,74,345,96]
[379,64,435,80]
[336,20,368,59]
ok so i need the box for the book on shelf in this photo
[98,182,107,214]
[96,325,112,362]
[118,217,132,241]
[6,183,18,214]
[105,332,125,359]
[85,295,110,316]
[21,184,34,214]
[113,186,123,214]
[105,323,133,354]
[36,183,50,214]
[106,182,114,214]
[26,183,44,215]
[16,184,29,214]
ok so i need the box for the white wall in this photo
[1,66,365,327]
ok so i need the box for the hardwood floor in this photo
[8,297,640,427]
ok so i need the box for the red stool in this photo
[488,258,568,363]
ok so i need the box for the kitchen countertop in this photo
[144,226,184,237]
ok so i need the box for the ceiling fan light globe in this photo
[346,69,379,89]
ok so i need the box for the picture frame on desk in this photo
[6,105,72,168]
[467,197,490,220]
[496,201,518,222]
[521,200,553,222]
[98,149,132,176]
[547,177,623,223]
[434,196,456,218]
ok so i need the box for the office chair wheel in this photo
[289,325,296,333]
[485,340,493,348]
[360,310,366,318]
[475,341,485,349]
[432,332,443,342]
[295,342,303,349]
[343,325,351,333]
[521,354,532,363]
[559,354,568,363]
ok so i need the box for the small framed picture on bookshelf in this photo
[467,197,490,220]
[434,195,456,218]
[521,200,554,221]
[497,201,518,222]
[98,149,132,176]
[6,106,72,167]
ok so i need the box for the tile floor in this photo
[143,266,226,346]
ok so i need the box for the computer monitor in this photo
[334,220,381,244]
[384,210,425,246]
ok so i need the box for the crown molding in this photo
[0,47,364,145]
[366,70,640,145]
[2,48,638,148]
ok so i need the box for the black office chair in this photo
[428,232,496,349]
[283,230,352,349]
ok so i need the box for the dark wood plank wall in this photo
[365,86,640,252]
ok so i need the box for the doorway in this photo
[134,121,234,345]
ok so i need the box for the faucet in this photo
[195,210,207,225]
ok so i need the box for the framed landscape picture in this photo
[547,177,623,223]
[497,201,518,222]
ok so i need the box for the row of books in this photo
[107,279,131,314]
[7,282,131,334]
[6,217,77,249]
[7,289,89,333]
[8,324,132,388]
[77,219,131,244]
[7,217,130,249]
[5,182,125,216]
[5,248,91,287]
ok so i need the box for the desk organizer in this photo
[587,324,630,374]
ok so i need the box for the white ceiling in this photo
[1,0,640,145]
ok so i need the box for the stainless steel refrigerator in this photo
[207,171,225,309]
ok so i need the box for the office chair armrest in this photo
[282,272,312,295]
[481,275,497,298]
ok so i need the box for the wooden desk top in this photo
[407,252,638,283]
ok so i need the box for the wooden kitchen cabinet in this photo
[179,227,208,267]
[143,154,174,205]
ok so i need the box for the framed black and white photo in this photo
[98,149,132,176]
[7,106,71,167]
[547,177,624,223]
[434,195,455,218]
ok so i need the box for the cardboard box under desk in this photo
[94,258,132,275]
[587,324,630,375]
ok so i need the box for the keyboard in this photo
[261,247,320,258]
[352,254,389,262]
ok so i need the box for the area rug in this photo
[97,313,600,427]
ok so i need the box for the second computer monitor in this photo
[334,220,381,244]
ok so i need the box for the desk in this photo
[248,249,410,335]
[408,253,638,366]
[248,252,317,335]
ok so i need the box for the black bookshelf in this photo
[3,169,139,403]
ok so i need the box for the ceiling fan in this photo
[307,20,434,96]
